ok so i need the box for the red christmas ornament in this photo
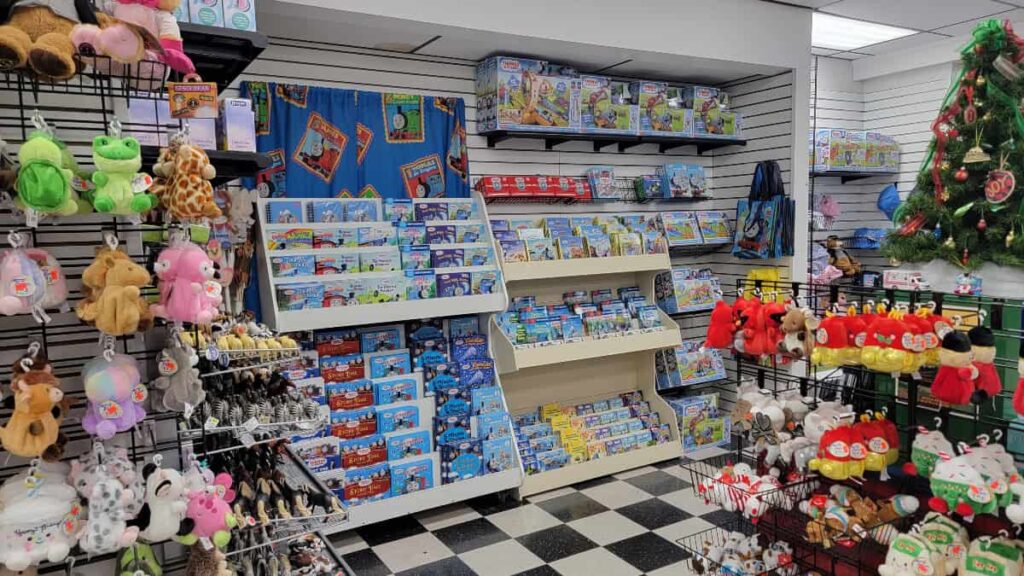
[965,105,978,124]
[962,248,970,266]
[949,128,960,138]
[985,155,1016,203]
[978,217,988,231]
[976,44,985,55]
[955,167,969,182]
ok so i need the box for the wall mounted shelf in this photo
[484,131,746,155]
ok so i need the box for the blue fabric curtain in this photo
[239,82,472,319]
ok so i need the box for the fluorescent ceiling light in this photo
[812,13,915,51]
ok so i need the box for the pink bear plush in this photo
[151,242,221,325]
[176,473,237,549]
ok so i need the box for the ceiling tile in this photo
[855,31,951,55]
[931,8,1024,36]
[812,47,840,56]
[822,0,1009,31]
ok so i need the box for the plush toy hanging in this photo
[76,235,153,336]
[0,232,49,323]
[164,141,220,222]
[24,248,67,313]
[87,121,156,216]
[81,347,147,440]
[931,331,977,406]
[811,312,847,367]
[1014,341,1024,417]
[176,472,238,549]
[0,357,66,458]
[0,461,82,571]
[150,340,203,413]
[78,446,140,555]
[704,300,737,349]
[969,322,1001,404]
[14,122,82,221]
[132,455,188,543]
[777,305,819,359]
[151,239,222,325]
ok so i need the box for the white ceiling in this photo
[781,0,1024,59]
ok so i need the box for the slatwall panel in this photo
[234,38,797,350]
[809,57,893,271]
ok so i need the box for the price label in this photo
[242,417,260,433]
[199,537,214,551]
[203,416,220,430]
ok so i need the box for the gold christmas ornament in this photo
[941,161,951,171]
[975,98,985,108]
[941,190,951,202]
[984,112,993,122]
[1007,230,1016,248]
[944,237,956,248]
[964,129,992,163]
[888,257,902,267]
[977,75,987,87]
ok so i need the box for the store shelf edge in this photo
[501,253,672,282]
[321,467,523,533]
[268,292,507,332]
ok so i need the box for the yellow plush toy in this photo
[76,247,153,336]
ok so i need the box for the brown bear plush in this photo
[0,0,100,81]
[0,368,64,458]
[76,246,153,335]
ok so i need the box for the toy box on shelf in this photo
[656,341,727,392]
[630,80,693,137]
[668,392,731,452]
[256,193,508,331]
[476,56,581,134]
[655,267,722,314]
[475,175,591,202]
[690,85,742,138]
[811,128,900,174]
[290,318,524,531]
[579,75,639,135]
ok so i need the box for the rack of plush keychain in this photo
[0,37,347,576]
[678,277,1024,576]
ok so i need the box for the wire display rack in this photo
[678,518,804,576]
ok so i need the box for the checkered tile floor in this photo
[330,458,721,576]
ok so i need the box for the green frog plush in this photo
[15,131,81,216]
[90,135,155,215]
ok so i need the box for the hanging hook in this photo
[978,309,988,324]
[994,429,1004,442]
[934,416,943,429]
[977,433,990,447]
[7,230,23,248]
[30,110,52,136]
[19,357,32,373]
[27,341,40,357]
[108,118,123,138]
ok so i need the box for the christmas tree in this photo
[885,19,1024,270]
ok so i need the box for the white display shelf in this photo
[519,442,681,497]
[323,467,522,533]
[267,293,507,332]
[490,310,681,374]
[256,192,509,332]
[500,253,672,282]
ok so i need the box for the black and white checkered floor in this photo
[330,459,723,576]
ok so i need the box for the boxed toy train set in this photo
[631,81,693,137]
[292,319,519,505]
[811,128,900,173]
[690,85,741,138]
[476,56,581,133]
[579,75,639,135]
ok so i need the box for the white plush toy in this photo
[915,512,968,575]
[879,532,946,576]
[0,468,81,571]
[135,458,188,543]
[959,537,1023,576]
[79,476,141,555]
[764,541,798,576]
[803,401,853,445]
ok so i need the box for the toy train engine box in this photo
[476,56,581,133]
[691,86,741,138]
[579,75,639,135]
[630,81,693,137]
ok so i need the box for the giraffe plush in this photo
[167,144,221,221]
[149,140,180,209]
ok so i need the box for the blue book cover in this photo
[471,386,504,415]
[434,415,471,445]
[484,437,515,474]
[377,404,420,434]
[435,383,472,418]
[476,411,512,440]
[440,438,483,483]
[390,458,434,496]
[386,429,431,460]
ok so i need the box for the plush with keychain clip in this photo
[904,423,954,478]
[88,133,156,215]
[14,131,82,217]
[176,473,238,549]
[165,143,220,221]
[76,243,153,336]
[132,456,188,543]
[149,343,202,413]
[23,248,66,313]
[81,352,146,440]
[879,532,946,576]
[78,471,140,555]
[151,241,222,325]
[0,243,48,322]
[0,463,81,571]
[0,362,65,458]
[777,304,819,359]
[704,300,737,349]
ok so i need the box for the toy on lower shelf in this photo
[512,391,672,475]
[493,212,667,263]
[290,316,517,507]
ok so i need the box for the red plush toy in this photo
[1014,343,1024,416]
[969,325,1000,404]
[762,301,788,355]
[705,300,737,349]
[742,301,772,357]
[930,331,977,405]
